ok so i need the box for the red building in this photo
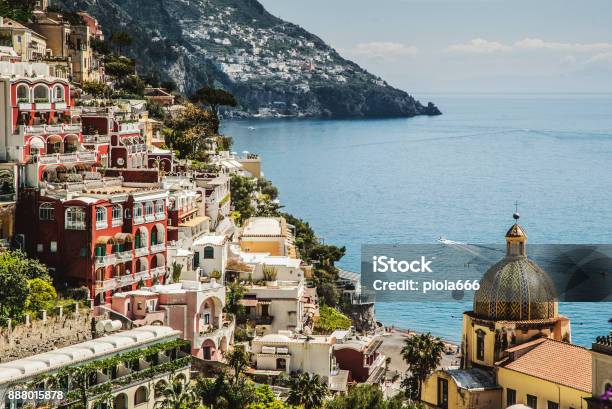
[81,108,147,170]
[15,180,169,304]
[0,66,96,186]
[332,331,386,383]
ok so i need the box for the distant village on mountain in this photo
[56,0,441,119]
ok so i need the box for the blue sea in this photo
[222,93,612,347]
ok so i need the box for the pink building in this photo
[110,281,234,361]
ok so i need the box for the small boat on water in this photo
[248,126,256,130]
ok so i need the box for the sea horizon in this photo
[224,92,612,347]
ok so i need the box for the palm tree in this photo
[401,332,445,400]
[287,373,328,409]
[154,375,198,409]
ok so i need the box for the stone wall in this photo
[0,309,95,363]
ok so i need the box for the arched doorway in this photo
[113,393,128,409]
[201,339,216,360]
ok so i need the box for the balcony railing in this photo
[155,212,166,221]
[83,134,111,144]
[95,254,116,267]
[111,218,123,227]
[114,250,133,261]
[95,220,108,230]
[37,151,96,165]
[254,315,274,325]
[150,266,166,277]
[116,274,136,286]
[22,123,82,135]
[150,243,165,254]
[95,278,118,291]
[133,215,144,225]
[65,221,85,230]
[134,246,149,257]
[134,270,151,281]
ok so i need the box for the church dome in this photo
[473,214,558,321]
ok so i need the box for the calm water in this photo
[223,94,612,346]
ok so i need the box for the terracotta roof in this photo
[504,337,547,353]
[501,339,591,392]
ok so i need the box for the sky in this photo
[258,0,612,94]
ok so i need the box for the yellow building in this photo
[239,217,297,257]
[497,338,591,409]
[587,333,612,409]
[421,213,591,409]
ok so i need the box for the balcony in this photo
[134,270,151,282]
[111,217,123,227]
[22,123,82,135]
[95,254,116,267]
[133,216,144,225]
[155,212,166,221]
[83,134,111,144]
[95,278,118,291]
[37,151,96,165]
[114,250,133,261]
[150,266,166,277]
[134,246,149,257]
[65,221,85,230]
[95,220,108,230]
[116,274,136,287]
[254,315,274,325]
[150,243,165,254]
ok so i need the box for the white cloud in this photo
[445,38,509,54]
[351,42,419,59]
[446,38,612,54]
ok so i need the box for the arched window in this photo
[53,85,65,102]
[144,201,154,216]
[95,207,107,229]
[112,204,122,226]
[155,200,164,215]
[476,329,485,361]
[39,203,55,220]
[133,203,143,223]
[33,84,49,103]
[16,84,29,102]
[65,207,85,230]
[203,246,214,259]
[154,380,167,399]
[134,385,148,405]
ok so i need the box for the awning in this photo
[114,233,133,243]
[29,137,45,149]
[240,299,258,307]
[96,236,115,245]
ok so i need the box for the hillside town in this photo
[0,2,610,409]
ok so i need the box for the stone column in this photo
[58,306,63,318]
[41,310,47,322]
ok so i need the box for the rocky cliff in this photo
[58,0,441,119]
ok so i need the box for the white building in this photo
[0,326,189,409]
[251,331,348,392]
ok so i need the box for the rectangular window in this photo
[39,204,55,220]
[476,331,485,361]
[145,201,153,215]
[37,243,43,253]
[155,201,164,214]
[527,395,537,409]
[547,402,559,409]
[507,389,517,407]
[50,241,57,253]
[437,378,448,409]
